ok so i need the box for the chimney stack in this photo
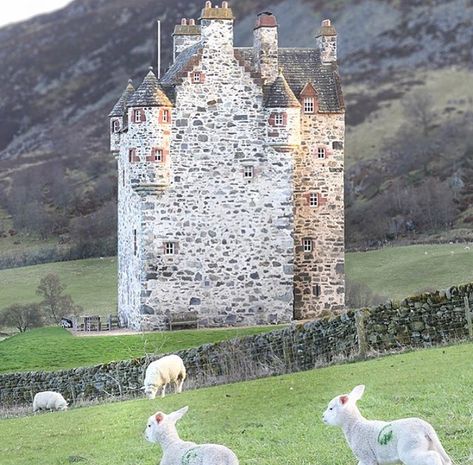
[200,1,234,51]
[172,18,201,62]
[253,11,279,84]
[316,19,337,64]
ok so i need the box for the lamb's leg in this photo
[400,450,443,465]
[177,378,184,393]
[160,384,166,398]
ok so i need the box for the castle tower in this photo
[110,3,344,330]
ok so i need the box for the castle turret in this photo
[200,1,234,52]
[265,71,301,149]
[126,68,173,192]
[172,18,201,62]
[253,11,278,84]
[316,19,337,64]
[109,80,134,152]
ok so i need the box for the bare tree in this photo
[36,273,82,323]
[0,303,44,332]
[401,90,435,136]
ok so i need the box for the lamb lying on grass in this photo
[33,391,68,412]
[145,406,239,465]
[323,385,452,465]
[143,354,186,399]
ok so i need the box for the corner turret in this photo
[109,80,135,152]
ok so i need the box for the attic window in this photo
[133,109,143,123]
[303,97,315,114]
[274,113,285,126]
[303,238,313,253]
[317,147,326,159]
[112,120,120,133]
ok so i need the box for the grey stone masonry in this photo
[109,1,345,330]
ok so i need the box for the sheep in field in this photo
[143,354,186,399]
[145,406,239,465]
[323,385,452,465]
[33,391,68,412]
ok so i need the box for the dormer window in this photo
[133,109,142,123]
[112,120,120,133]
[303,97,315,113]
[274,113,285,126]
[317,147,326,159]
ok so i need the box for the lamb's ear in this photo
[155,412,165,424]
[169,406,189,423]
[350,385,365,401]
[339,395,349,405]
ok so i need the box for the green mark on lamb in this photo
[377,424,394,445]
[182,447,201,465]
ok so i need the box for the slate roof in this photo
[265,72,301,108]
[160,42,203,86]
[108,80,135,117]
[127,68,173,107]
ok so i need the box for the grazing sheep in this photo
[145,406,239,465]
[33,391,68,412]
[143,354,186,399]
[323,385,452,465]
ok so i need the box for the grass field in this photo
[1,243,472,317]
[1,342,472,465]
[0,326,281,374]
[345,243,473,300]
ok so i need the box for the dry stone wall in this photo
[2,284,472,407]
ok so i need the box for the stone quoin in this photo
[109,2,345,330]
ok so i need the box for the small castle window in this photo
[317,147,326,159]
[164,242,176,255]
[122,168,125,187]
[129,148,137,163]
[303,97,315,114]
[112,120,120,133]
[162,109,169,123]
[314,284,321,297]
[274,113,285,126]
[153,148,164,162]
[309,193,318,207]
[193,72,201,83]
[243,166,254,179]
[303,238,313,253]
[133,110,142,123]
[133,229,137,256]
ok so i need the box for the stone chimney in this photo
[316,19,337,64]
[172,18,201,62]
[199,1,234,52]
[253,11,278,85]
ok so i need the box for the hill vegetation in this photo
[0,342,471,464]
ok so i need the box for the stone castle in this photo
[109,1,345,331]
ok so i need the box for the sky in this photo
[0,0,72,28]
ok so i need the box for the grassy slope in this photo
[0,257,116,316]
[0,326,280,374]
[345,243,473,300]
[1,243,472,316]
[1,343,472,465]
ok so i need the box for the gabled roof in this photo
[161,42,203,86]
[127,68,173,107]
[264,72,301,108]
[108,80,135,117]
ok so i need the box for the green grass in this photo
[1,342,472,465]
[0,257,116,316]
[0,325,281,374]
[345,243,473,300]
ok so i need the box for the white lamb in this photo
[145,406,239,465]
[143,354,186,399]
[33,391,68,412]
[323,385,452,465]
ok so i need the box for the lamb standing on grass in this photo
[145,406,239,465]
[143,354,186,399]
[323,385,452,465]
[33,391,68,412]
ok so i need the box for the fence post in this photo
[355,310,368,359]
[465,296,473,339]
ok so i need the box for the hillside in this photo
[0,0,472,258]
[1,342,471,464]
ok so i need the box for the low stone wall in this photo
[1,283,472,407]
